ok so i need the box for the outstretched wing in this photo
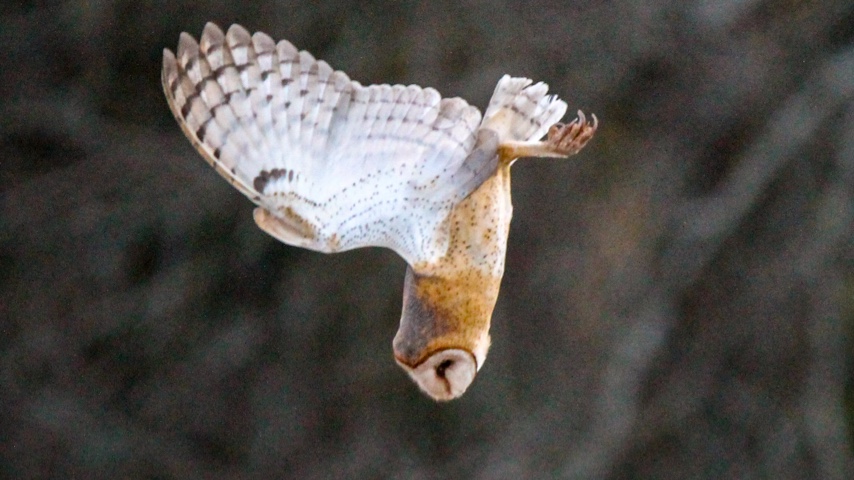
[162,23,494,266]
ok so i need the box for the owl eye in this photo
[436,358,454,378]
[165,23,594,401]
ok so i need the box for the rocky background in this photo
[2,1,853,478]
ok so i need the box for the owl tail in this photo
[480,75,568,143]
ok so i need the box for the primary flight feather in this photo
[163,23,597,400]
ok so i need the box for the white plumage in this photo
[162,23,568,267]
[164,23,599,400]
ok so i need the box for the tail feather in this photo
[481,75,567,142]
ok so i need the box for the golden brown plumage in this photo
[162,23,597,401]
[393,122,596,400]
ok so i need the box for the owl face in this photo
[163,23,595,401]
[393,266,494,400]
[395,349,477,401]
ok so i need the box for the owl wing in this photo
[162,23,495,266]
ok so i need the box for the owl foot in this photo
[546,110,598,157]
[497,110,597,162]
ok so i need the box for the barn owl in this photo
[162,23,596,401]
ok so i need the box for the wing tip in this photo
[200,22,225,49]
[252,30,276,52]
[162,47,176,66]
[177,31,198,51]
[226,23,252,45]
[481,75,568,141]
[203,21,223,35]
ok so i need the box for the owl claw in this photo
[497,110,597,162]
[546,110,598,156]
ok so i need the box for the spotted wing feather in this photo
[162,23,490,265]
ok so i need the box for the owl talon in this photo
[546,110,597,156]
[497,110,597,162]
[166,23,594,400]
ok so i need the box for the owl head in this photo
[393,267,494,401]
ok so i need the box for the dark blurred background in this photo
[2,1,853,478]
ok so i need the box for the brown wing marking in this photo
[253,207,319,247]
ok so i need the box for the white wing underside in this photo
[163,23,567,266]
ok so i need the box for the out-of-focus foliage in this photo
[1,1,852,478]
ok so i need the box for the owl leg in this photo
[498,110,597,162]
